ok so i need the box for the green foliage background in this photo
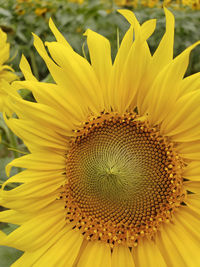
[0,0,200,265]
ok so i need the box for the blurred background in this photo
[0,0,200,266]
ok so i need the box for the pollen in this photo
[61,112,186,247]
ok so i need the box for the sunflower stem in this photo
[7,129,20,159]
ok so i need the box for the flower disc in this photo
[63,113,185,247]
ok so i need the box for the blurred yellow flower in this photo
[114,0,138,6]
[68,0,84,4]
[113,0,200,9]
[182,0,200,9]
[17,0,31,3]
[141,0,159,7]
[114,0,127,5]
[35,7,48,16]
[76,26,82,33]
[163,0,173,7]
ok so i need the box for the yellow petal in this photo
[165,211,200,267]
[184,181,200,194]
[171,127,200,143]
[6,94,73,136]
[133,238,167,267]
[19,55,37,81]
[0,230,6,239]
[0,42,9,65]
[160,89,200,139]
[14,80,85,123]
[6,153,65,177]
[112,245,135,267]
[1,193,59,212]
[0,28,7,44]
[112,10,153,114]
[152,8,174,69]
[140,19,157,42]
[34,228,83,267]
[176,141,200,160]
[0,80,19,115]
[49,18,72,49]
[6,118,67,153]
[116,36,149,113]
[144,41,200,126]
[109,26,133,109]
[33,33,68,85]
[137,9,174,114]
[0,210,31,224]
[156,224,187,267]
[10,225,74,267]
[2,169,65,187]
[178,72,200,97]
[45,41,104,113]
[183,161,200,181]
[84,29,112,109]
[118,9,156,42]
[118,9,140,31]
[2,205,66,251]
[2,176,64,200]
[185,195,200,217]
[0,68,17,82]
[33,34,100,115]
[77,241,111,267]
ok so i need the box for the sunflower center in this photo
[62,112,185,247]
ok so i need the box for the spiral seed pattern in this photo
[61,113,185,247]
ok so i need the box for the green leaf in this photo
[0,8,11,17]
[0,246,23,267]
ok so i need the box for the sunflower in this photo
[68,0,84,4]
[0,28,17,112]
[0,8,200,267]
